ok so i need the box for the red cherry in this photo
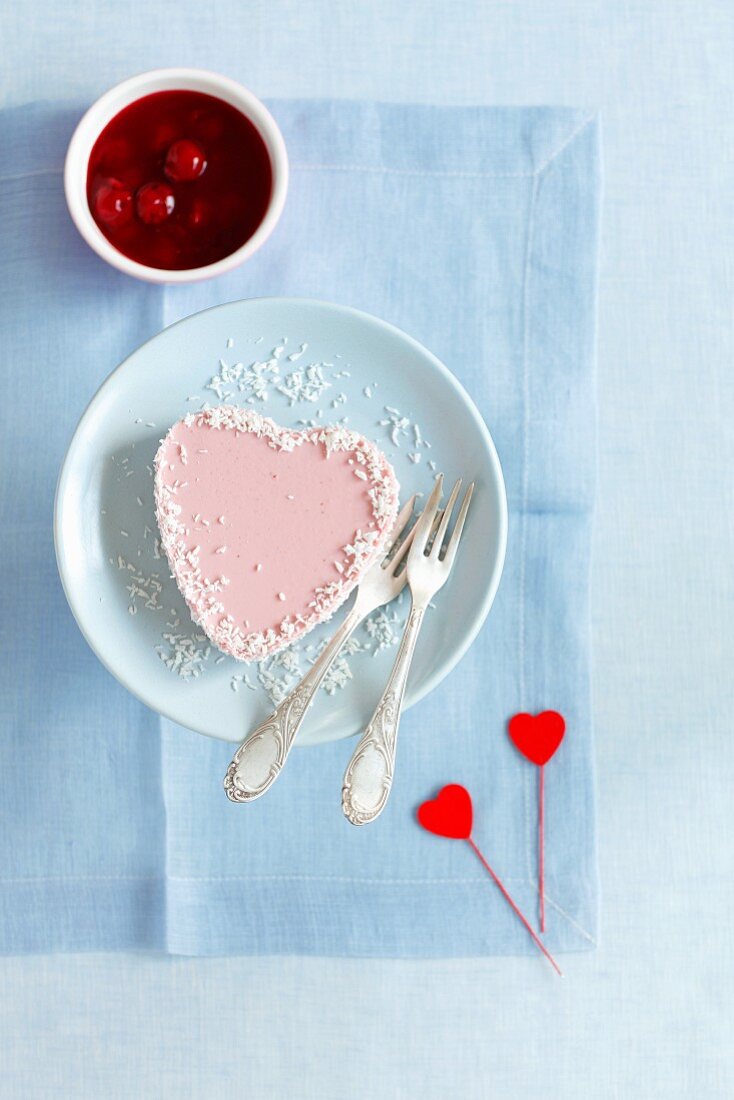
[150,122,179,153]
[165,139,207,182]
[118,163,147,191]
[93,180,133,227]
[150,236,181,268]
[135,181,175,225]
[187,198,210,229]
[192,111,225,141]
[96,138,133,175]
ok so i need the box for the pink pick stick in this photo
[507,711,567,935]
[417,784,562,976]
[466,837,562,976]
[539,765,545,932]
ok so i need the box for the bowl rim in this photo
[64,67,289,284]
[54,296,509,743]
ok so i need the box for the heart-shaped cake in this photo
[154,406,399,661]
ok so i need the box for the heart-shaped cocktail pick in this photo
[508,711,566,932]
[417,785,561,975]
[417,783,473,839]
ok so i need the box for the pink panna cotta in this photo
[154,406,400,661]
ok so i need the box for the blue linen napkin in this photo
[0,100,600,955]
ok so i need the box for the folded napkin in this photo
[0,100,600,955]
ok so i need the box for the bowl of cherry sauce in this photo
[65,69,288,283]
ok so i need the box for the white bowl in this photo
[64,68,288,284]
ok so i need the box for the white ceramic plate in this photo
[55,298,507,744]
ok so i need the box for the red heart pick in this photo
[417,784,473,839]
[508,711,566,766]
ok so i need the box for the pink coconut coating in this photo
[154,406,399,661]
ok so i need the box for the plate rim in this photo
[54,296,508,741]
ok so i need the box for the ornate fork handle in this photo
[224,607,361,803]
[342,604,426,825]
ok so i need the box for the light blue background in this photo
[0,2,732,1098]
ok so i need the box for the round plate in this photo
[55,298,507,744]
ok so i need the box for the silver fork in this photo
[342,474,474,826]
[223,496,419,803]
